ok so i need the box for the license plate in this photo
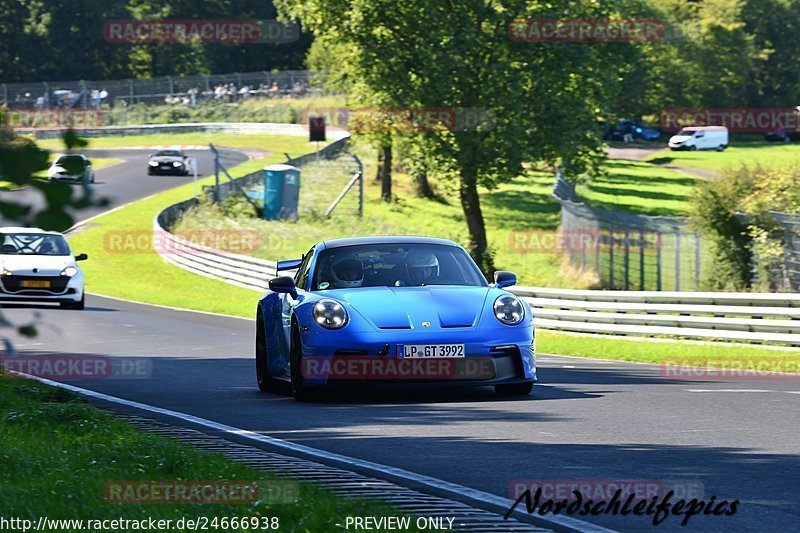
[399,344,465,358]
[22,280,51,288]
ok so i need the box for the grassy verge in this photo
[577,159,697,216]
[538,330,800,371]
[645,142,800,173]
[34,133,318,154]
[0,378,419,529]
[1,157,120,191]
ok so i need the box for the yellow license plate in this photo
[22,280,51,288]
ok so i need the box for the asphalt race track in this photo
[1,147,249,224]
[3,296,799,532]
[2,148,798,532]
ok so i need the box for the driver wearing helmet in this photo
[406,250,439,285]
[331,256,364,288]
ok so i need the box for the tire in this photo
[255,309,273,393]
[289,322,311,401]
[717,144,727,152]
[689,145,697,151]
[61,294,85,310]
[494,382,534,397]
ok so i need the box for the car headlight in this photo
[2,268,12,276]
[172,161,182,167]
[60,266,78,277]
[148,161,159,166]
[494,295,524,325]
[312,299,348,330]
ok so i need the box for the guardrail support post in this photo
[694,230,701,291]
[675,230,681,291]
[609,227,615,288]
[656,232,663,291]
[624,230,630,291]
[640,231,646,290]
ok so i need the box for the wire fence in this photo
[553,172,709,291]
[1,70,332,110]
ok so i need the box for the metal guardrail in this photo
[20,122,351,139]
[150,221,800,344]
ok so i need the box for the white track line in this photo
[86,292,253,321]
[17,371,614,533]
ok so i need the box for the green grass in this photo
[645,142,800,173]
[34,133,317,154]
[175,143,578,288]
[538,330,800,371]
[0,378,420,530]
[67,134,326,316]
[578,159,698,216]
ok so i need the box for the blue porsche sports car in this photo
[255,236,536,400]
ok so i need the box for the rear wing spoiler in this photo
[277,258,302,272]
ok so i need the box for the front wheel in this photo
[290,323,311,401]
[255,309,272,393]
[494,382,534,397]
[61,294,85,310]
[716,144,727,152]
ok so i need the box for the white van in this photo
[669,126,729,151]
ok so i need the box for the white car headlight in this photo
[148,161,159,166]
[61,266,78,277]
[312,299,348,330]
[172,161,182,167]
[2,268,12,276]
[494,295,524,325]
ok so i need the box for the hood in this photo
[0,255,74,275]
[670,135,693,143]
[329,286,490,329]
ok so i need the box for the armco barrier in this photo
[19,122,350,140]
[151,226,800,344]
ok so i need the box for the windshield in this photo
[311,243,486,290]
[54,155,86,167]
[0,233,72,256]
[154,150,182,157]
[676,129,698,137]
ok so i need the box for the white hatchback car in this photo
[0,228,87,309]
[47,154,95,183]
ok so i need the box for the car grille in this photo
[1,275,69,294]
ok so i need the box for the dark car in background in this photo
[764,128,800,143]
[147,149,189,175]
[604,119,661,142]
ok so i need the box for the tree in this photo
[276,0,638,273]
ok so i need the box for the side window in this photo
[293,248,314,290]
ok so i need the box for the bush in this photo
[692,163,800,291]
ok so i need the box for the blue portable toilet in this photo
[262,164,301,220]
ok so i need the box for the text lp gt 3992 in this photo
[255,236,536,400]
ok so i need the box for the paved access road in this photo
[0,147,249,224]
[4,296,798,533]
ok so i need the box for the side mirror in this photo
[269,276,297,296]
[493,270,517,289]
[75,253,88,261]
